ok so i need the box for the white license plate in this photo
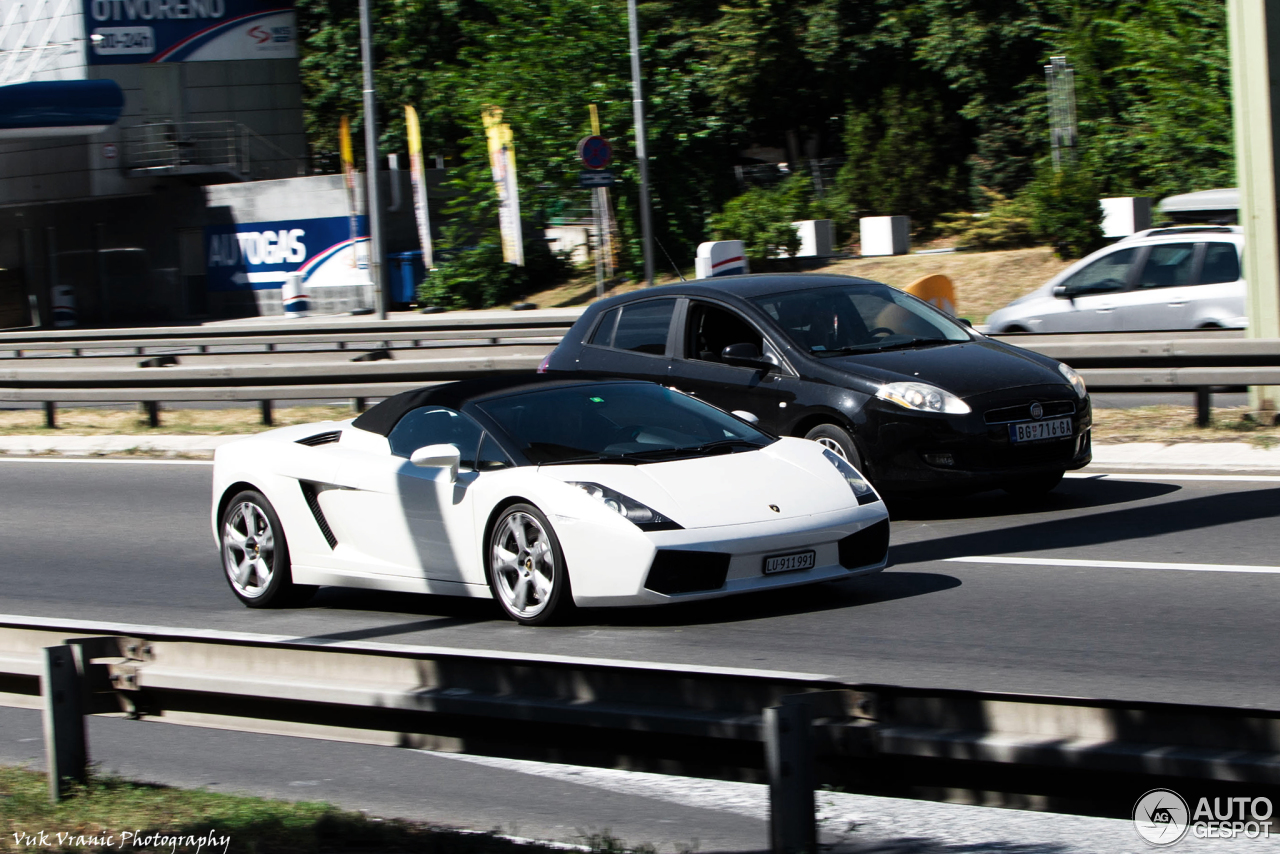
[763,550,816,575]
[1009,417,1073,443]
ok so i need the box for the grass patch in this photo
[820,247,1069,325]
[1091,406,1280,448]
[0,765,657,854]
[0,406,354,436]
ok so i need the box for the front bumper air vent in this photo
[838,519,890,569]
[644,550,731,595]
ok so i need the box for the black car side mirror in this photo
[721,342,773,370]
[1053,284,1073,301]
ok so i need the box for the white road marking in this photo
[1067,472,1280,483]
[0,456,212,466]
[947,556,1280,574]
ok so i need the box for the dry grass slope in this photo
[516,247,1070,325]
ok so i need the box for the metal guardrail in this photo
[2,615,1277,843]
[992,332,1280,424]
[0,310,585,349]
[0,323,1276,429]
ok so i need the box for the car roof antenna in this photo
[655,236,687,282]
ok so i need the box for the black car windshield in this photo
[477,383,775,465]
[750,283,971,355]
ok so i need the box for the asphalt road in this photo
[1,457,1277,709]
[0,705,1164,854]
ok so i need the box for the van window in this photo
[1136,244,1196,289]
[1199,243,1241,285]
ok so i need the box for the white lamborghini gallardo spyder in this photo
[212,377,890,625]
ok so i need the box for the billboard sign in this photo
[85,0,296,64]
[205,215,369,292]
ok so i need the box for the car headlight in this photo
[1058,362,1087,399]
[875,382,971,414]
[822,449,880,504]
[569,482,682,530]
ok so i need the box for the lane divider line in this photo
[1067,472,1280,483]
[946,555,1280,575]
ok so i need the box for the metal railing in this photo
[0,324,1276,428]
[121,121,307,180]
[2,615,1277,845]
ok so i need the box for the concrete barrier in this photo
[696,240,749,278]
[859,216,910,256]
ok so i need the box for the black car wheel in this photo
[1002,469,1064,497]
[804,423,863,470]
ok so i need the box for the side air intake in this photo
[299,482,338,548]
[296,430,342,447]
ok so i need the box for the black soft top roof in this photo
[351,375,640,436]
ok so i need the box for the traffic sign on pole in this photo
[579,170,615,188]
[578,135,613,170]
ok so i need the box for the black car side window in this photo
[589,308,620,346]
[388,406,483,467]
[686,303,763,362]
[608,299,676,355]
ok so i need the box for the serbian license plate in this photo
[763,550,816,575]
[1009,417,1073,443]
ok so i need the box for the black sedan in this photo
[539,274,1092,495]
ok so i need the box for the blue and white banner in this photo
[85,0,296,65]
[205,216,369,292]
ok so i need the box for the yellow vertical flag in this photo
[404,105,435,269]
[482,106,524,266]
[339,116,363,270]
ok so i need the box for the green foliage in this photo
[419,236,568,310]
[709,177,810,263]
[938,189,1037,251]
[830,86,966,234]
[1027,165,1106,259]
[295,0,1235,269]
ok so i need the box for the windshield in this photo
[750,283,971,355]
[477,383,774,464]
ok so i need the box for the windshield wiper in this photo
[692,438,768,454]
[539,453,639,465]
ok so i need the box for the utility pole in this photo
[358,0,386,318]
[1228,0,1280,418]
[627,0,655,287]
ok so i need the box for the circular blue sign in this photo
[578,135,613,170]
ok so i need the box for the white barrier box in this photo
[282,273,309,317]
[860,216,910,256]
[790,220,835,257]
[1100,197,1152,238]
[695,240,749,278]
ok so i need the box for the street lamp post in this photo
[358,0,386,318]
[627,0,655,287]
